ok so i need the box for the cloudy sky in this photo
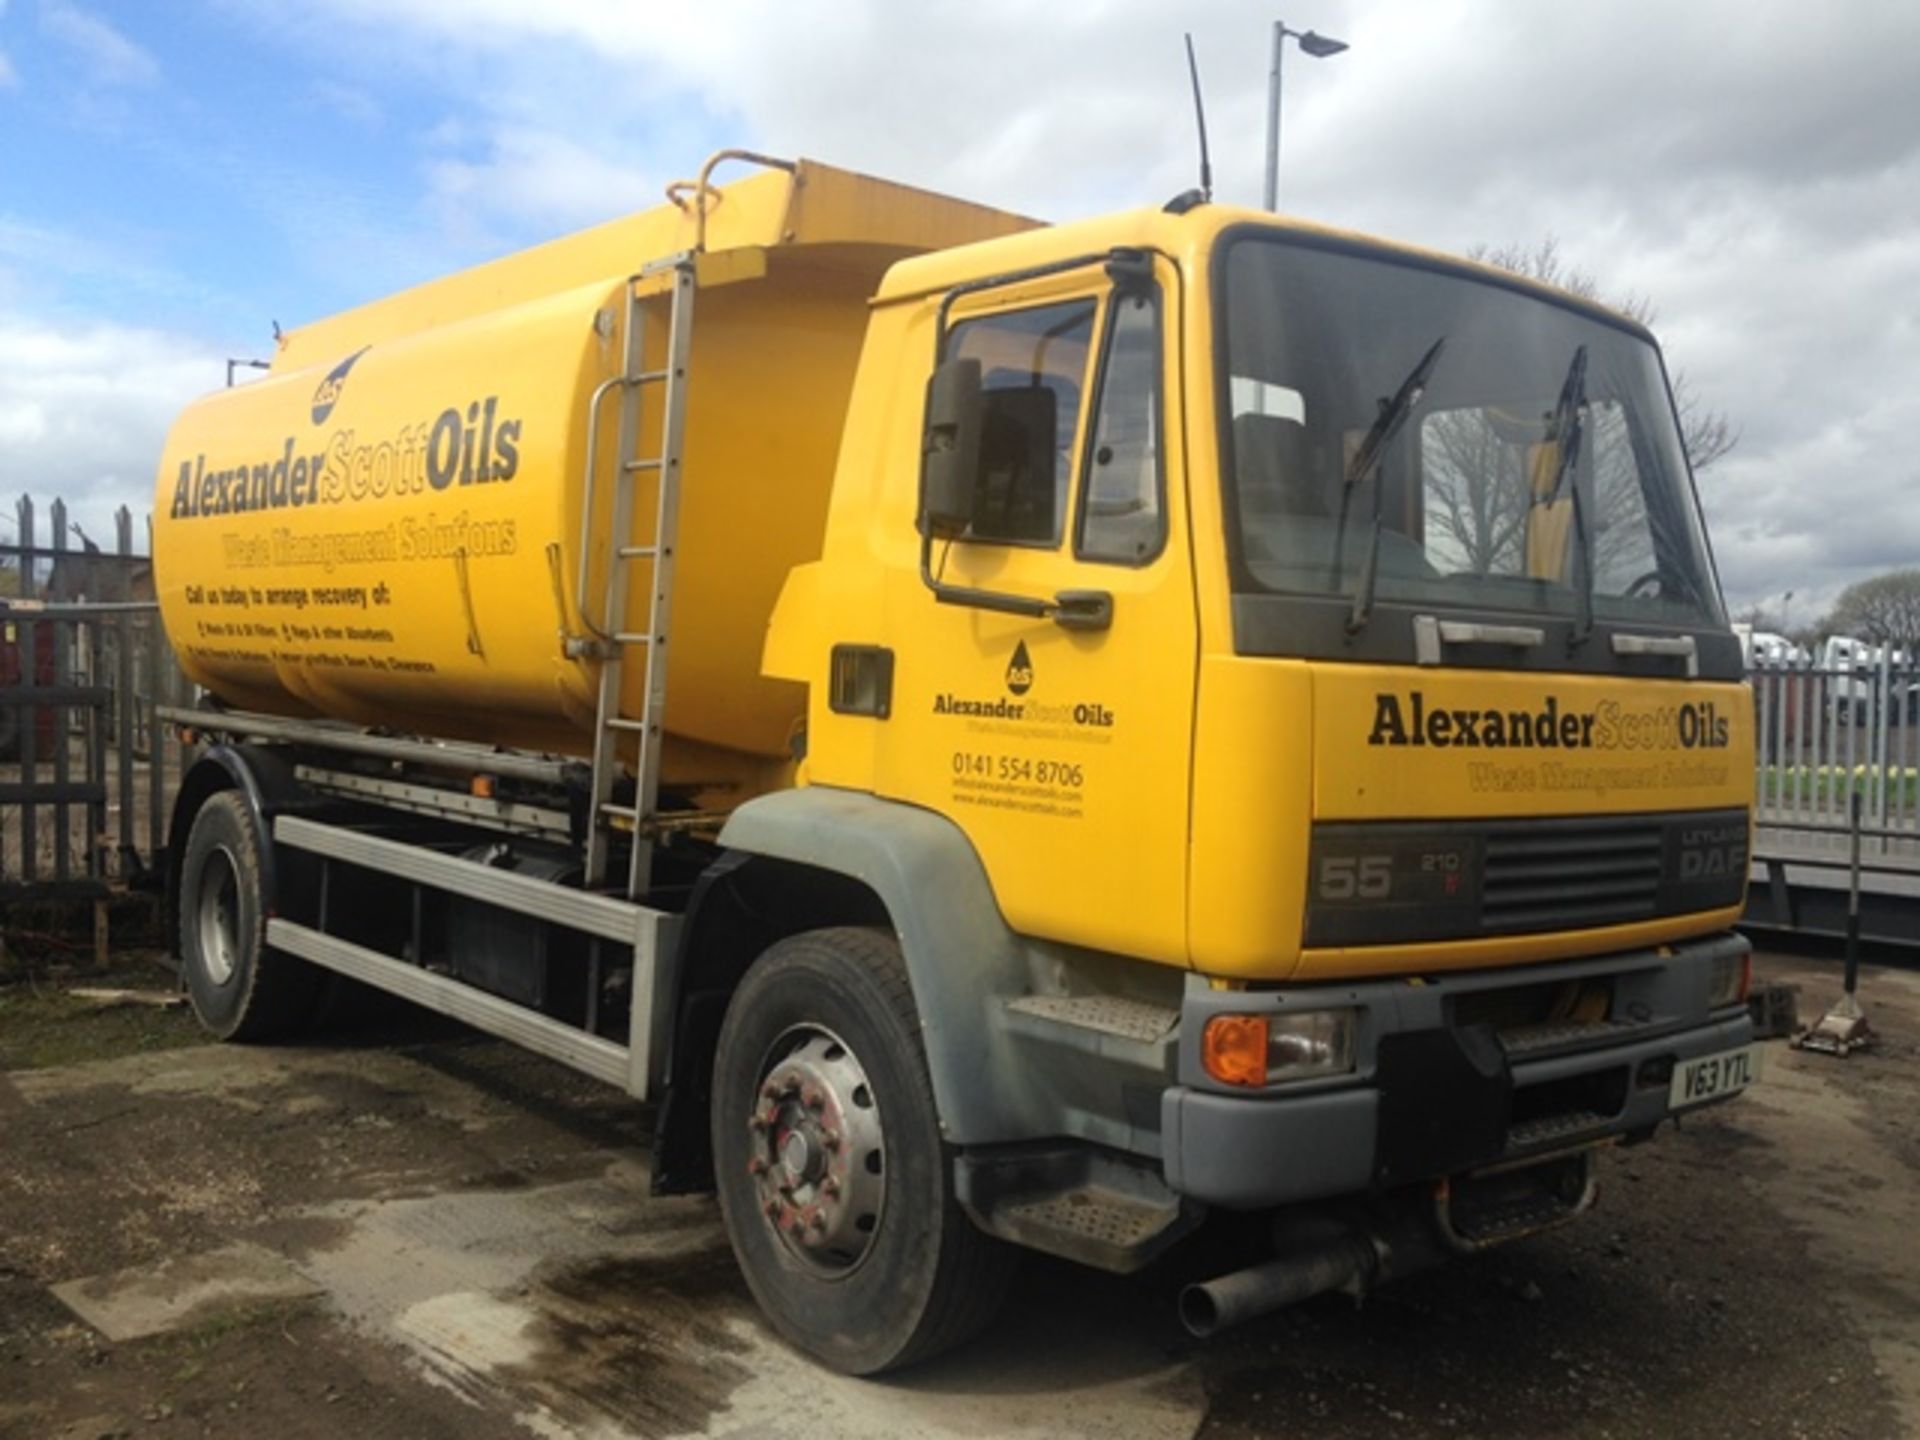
[1,0,1914,625]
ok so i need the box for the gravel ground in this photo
[1,947,1915,1439]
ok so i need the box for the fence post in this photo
[1774,652,1790,825]
[1874,647,1892,833]
[1836,659,1847,831]
[51,497,73,882]
[87,602,107,879]
[1792,653,1808,824]
[17,494,37,884]
[115,507,136,877]
[147,609,166,868]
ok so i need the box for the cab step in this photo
[1497,1018,1642,1059]
[1440,1151,1596,1250]
[1005,993,1178,1042]
[1507,1108,1612,1151]
[955,1145,1201,1273]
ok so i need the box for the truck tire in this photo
[711,926,1014,1374]
[178,791,320,1041]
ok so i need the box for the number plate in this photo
[1669,1044,1762,1111]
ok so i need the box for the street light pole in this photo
[1263,22,1285,213]
[1263,20,1350,212]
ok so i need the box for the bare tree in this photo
[1825,569,1920,652]
[1421,407,1528,575]
[1419,364,1658,587]
[1469,237,1739,474]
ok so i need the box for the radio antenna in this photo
[1184,33,1213,201]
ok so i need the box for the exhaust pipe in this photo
[1178,1232,1381,1338]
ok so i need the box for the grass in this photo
[0,973,205,1071]
[1756,763,1920,812]
[156,1296,316,1375]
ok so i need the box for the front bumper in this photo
[1161,932,1754,1210]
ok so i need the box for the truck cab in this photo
[771,202,1750,977]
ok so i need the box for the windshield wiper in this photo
[1334,335,1447,634]
[1542,345,1594,646]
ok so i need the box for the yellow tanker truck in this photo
[155,150,1758,1373]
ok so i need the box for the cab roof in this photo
[875,199,1655,343]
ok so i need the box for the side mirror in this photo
[921,357,983,538]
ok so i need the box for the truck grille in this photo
[1303,807,1747,948]
[1481,818,1664,934]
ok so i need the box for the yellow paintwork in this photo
[1294,905,1749,983]
[153,159,1036,805]
[1187,656,1315,976]
[768,235,1204,965]
[771,200,1754,979]
[1312,667,1752,820]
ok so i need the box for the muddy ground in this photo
[1,949,1915,1440]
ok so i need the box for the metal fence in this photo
[1750,654,1920,860]
[1,495,196,900]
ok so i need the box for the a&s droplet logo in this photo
[1005,640,1034,697]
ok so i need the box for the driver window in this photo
[1079,291,1166,564]
[946,299,1096,546]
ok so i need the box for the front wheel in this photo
[178,791,321,1040]
[710,927,1013,1374]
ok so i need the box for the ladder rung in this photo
[584,262,693,899]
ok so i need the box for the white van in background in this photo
[1734,624,1806,668]
[1818,634,1916,723]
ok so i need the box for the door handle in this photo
[1051,589,1113,632]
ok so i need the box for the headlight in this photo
[1268,1009,1356,1080]
[1202,1008,1358,1087]
[1708,948,1752,1009]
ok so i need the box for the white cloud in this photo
[0,314,221,541]
[425,125,660,237]
[0,48,18,90]
[40,2,159,88]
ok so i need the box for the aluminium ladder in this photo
[575,253,697,900]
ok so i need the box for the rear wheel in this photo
[711,927,1013,1374]
[178,791,320,1040]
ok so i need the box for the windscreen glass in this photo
[1221,238,1723,629]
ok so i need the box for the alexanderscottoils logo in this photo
[169,374,525,521]
[310,346,368,424]
[931,642,1115,728]
[1367,689,1731,751]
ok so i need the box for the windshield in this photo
[1220,236,1724,633]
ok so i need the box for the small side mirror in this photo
[921,357,983,538]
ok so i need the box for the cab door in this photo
[876,257,1198,967]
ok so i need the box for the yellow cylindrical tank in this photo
[152,158,1036,808]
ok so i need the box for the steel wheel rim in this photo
[745,1023,886,1277]
[195,845,241,987]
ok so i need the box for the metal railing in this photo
[1749,653,1920,864]
[1,495,196,897]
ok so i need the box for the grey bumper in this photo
[1161,933,1754,1210]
